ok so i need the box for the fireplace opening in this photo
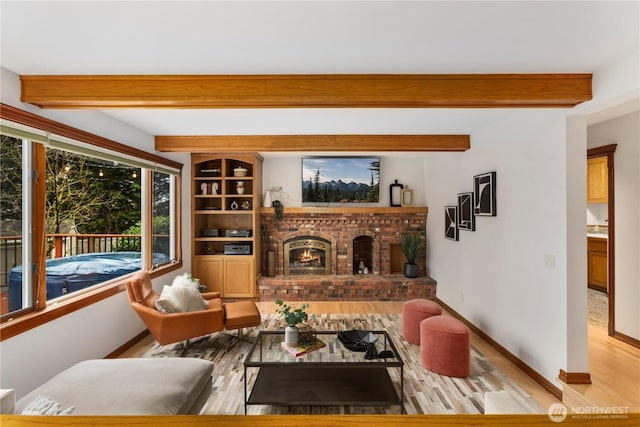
[353,236,373,274]
[283,236,331,275]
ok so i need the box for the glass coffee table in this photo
[243,330,404,414]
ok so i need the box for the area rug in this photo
[588,288,608,330]
[139,313,546,415]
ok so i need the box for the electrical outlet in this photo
[544,254,556,269]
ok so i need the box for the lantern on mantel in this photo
[390,180,404,207]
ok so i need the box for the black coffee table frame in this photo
[243,330,404,414]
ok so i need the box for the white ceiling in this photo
[1,1,638,137]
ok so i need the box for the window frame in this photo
[148,170,180,270]
[0,104,183,339]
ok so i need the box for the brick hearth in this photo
[258,274,437,301]
[258,207,435,301]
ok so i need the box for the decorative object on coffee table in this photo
[281,325,325,357]
[400,231,422,278]
[275,299,310,346]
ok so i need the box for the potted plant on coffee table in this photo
[275,299,310,346]
[400,231,422,278]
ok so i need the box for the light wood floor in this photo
[563,324,640,412]
[122,301,639,412]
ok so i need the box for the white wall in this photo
[587,111,640,340]
[424,109,574,388]
[262,154,425,208]
[565,116,589,375]
[0,67,192,398]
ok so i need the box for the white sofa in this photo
[15,358,213,415]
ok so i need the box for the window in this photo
[43,148,143,305]
[1,135,31,315]
[151,170,175,268]
[0,104,182,325]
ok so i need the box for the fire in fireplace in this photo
[283,236,331,275]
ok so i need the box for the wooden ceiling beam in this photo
[21,74,591,109]
[154,134,470,152]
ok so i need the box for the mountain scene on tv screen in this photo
[302,157,380,203]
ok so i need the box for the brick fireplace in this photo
[258,207,437,301]
[283,236,332,275]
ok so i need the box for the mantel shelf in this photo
[260,206,428,215]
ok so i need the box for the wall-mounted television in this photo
[302,156,380,203]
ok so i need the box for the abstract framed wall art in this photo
[444,205,459,241]
[457,192,475,231]
[473,171,497,216]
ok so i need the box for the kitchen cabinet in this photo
[587,237,607,292]
[191,153,263,298]
[587,156,608,203]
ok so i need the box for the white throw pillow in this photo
[156,282,207,313]
[172,273,200,289]
[155,290,175,313]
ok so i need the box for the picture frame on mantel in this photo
[457,192,475,231]
[473,171,497,216]
[445,206,459,241]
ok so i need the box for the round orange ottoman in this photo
[402,299,442,344]
[420,315,470,377]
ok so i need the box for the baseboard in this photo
[436,298,563,400]
[559,369,592,384]
[614,330,640,349]
[104,330,150,359]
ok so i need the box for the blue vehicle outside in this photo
[8,251,169,312]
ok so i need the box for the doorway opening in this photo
[587,144,617,336]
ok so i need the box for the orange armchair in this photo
[124,271,224,346]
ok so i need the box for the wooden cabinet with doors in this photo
[192,257,222,294]
[191,153,263,298]
[587,156,608,203]
[587,237,607,292]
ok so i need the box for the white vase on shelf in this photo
[236,181,245,195]
[263,190,272,207]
